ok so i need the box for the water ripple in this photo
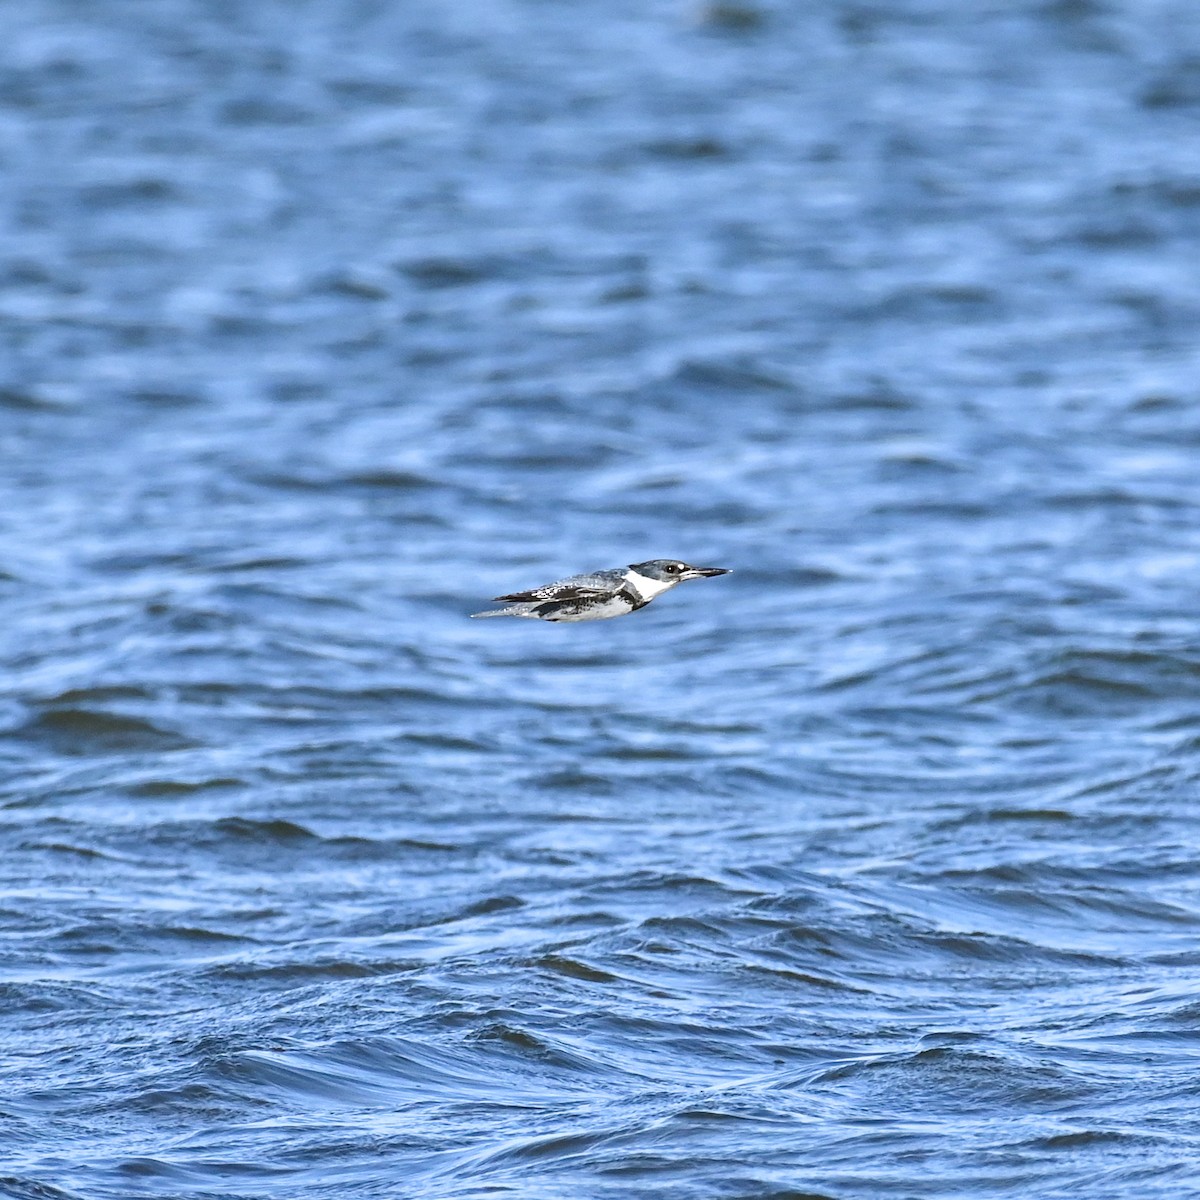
[4,0,1200,1196]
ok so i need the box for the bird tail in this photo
[469,604,539,619]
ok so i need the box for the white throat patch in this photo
[623,569,677,601]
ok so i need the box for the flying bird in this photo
[470,559,731,622]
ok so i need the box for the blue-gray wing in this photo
[494,568,626,603]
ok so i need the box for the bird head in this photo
[627,559,732,583]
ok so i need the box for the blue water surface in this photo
[3,1,1200,1197]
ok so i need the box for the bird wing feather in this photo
[493,569,626,603]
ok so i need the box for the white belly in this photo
[547,596,636,621]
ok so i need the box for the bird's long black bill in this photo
[692,567,731,577]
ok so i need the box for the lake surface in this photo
[4,1,1200,1197]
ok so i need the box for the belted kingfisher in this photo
[470,559,732,622]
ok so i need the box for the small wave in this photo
[19,842,126,862]
[207,959,413,982]
[1019,1129,1164,1152]
[966,647,1200,716]
[125,776,245,797]
[929,806,1076,830]
[0,981,128,1015]
[741,962,872,993]
[468,1022,633,1081]
[452,1127,619,1172]
[640,135,730,161]
[525,768,617,793]
[532,954,620,984]
[341,468,441,490]
[0,387,66,411]
[14,708,196,755]
[662,356,796,396]
[695,3,768,34]
[399,255,494,288]
[209,1035,572,1108]
[0,1178,88,1200]
[803,1043,1087,1108]
[211,817,317,842]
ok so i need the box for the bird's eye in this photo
[667,564,681,573]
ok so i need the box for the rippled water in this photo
[4,1,1200,1197]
